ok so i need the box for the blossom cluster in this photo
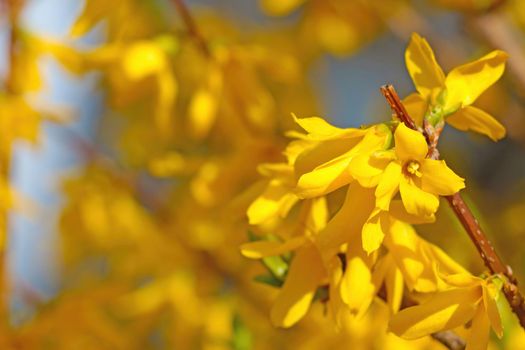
[244,33,508,349]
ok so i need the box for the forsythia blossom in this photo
[243,32,509,350]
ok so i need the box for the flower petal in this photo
[444,50,508,111]
[247,182,299,225]
[446,105,506,141]
[389,200,436,224]
[260,0,306,16]
[399,177,440,217]
[385,220,436,292]
[296,152,354,198]
[420,159,465,196]
[376,162,402,210]
[327,257,345,327]
[362,210,390,254]
[316,183,375,262]
[385,263,404,314]
[403,93,428,127]
[389,286,480,339]
[466,304,491,350]
[296,127,388,197]
[405,33,445,99]
[394,123,428,162]
[340,255,375,317]
[348,152,392,188]
[482,283,503,338]
[270,244,325,328]
[292,114,366,141]
[240,236,307,259]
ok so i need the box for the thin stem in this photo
[380,83,525,329]
[170,0,211,58]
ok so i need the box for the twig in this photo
[380,84,525,329]
[170,0,211,58]
[431,331,466,350]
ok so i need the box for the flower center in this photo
[405,160,422,178]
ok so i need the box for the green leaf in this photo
[254,274,284,288]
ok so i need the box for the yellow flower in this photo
[389,273,503,350]
[350,123,465,217]
[241,197,329,328]
[259,0,305,16]
[291,115,390,198]
[246,135,317,227]
[384,220,468,293]
[404,33,507,141]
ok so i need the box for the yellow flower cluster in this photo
[2,0,525,349]
[243,33,509,349]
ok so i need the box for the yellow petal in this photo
[247,182,299,225]
[441,273,481,288]
[296,127,386,197]
[188,88,218,139]
[389,286,480,339]
[270,244,325,327]
[362,210,389,254]
[340,255,375,317]
[399,177,440,217]
[375,162,402,210]
[466,304,491,350]
[389,200,436,224]
[292,114,366,141]
[420,159,465,195]
[348,153,390,188]
[296,152,354,198]
[240,236,307,259]
[385,264,404,314]
[446,106,506,141]
[444,50,508,111]
[482,284,503,338]
[385,221,430,291]
[156,71,177,132]
[259,0,305,16]
[394,123,428,162]
[123,42,167,80]
[327,256,345,327]
[424,249,470,277]
[294,138,361,194]
[307,197,329,234]
[405,33,445,99]
[316,183,375,261]
[403,93,428,127]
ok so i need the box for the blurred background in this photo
[1,0,525,348]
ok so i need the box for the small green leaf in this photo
[254,274,284,288]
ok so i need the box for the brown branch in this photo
[380,84,525,329]
[170,0,211,58]
[431,331,466,350]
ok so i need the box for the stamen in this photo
[406,161,422,178]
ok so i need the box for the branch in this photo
[380,84,525,329]
[170,0,211,58]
